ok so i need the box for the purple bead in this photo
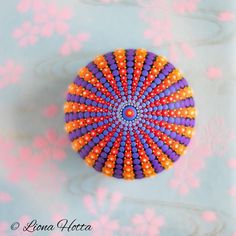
[116,164,123,169]
[112,70,119,76]
[149,154,156,161]
[144,65,151,71]
[182,78,188,86]
[134,165,142,170]
[162,145,168,152]
[145,59,153,65]
[94,165,102,171]
[166,149,172,156]
[171,153,179,161]
[185,99,190,107]
[177,80,183,88]
[136,173,144,179]
[113,173,123,178]
[95,162,103,168]
[168,63,174,70]
[190,98,195,106]
[135,170,143,176]
[126,49,135,55]
[107,58,115,65]
[116,158,123,164]
[162,69,169,76]
[90,67,99,75]
[191,119,195,127]
[133,159,140,164]
[153,164,164,173]
[104,52,114,59]
[84,145,91,153]
[185,138,190,145]
[175,118,180,125]
[186,119,190,126]
[76,130,82,137]
[69,132,74,141]
[147,52,156,59]
[114,169,123,175]
[66,93,71,101]
[72,113,77,119]
[127,62,134,68]
[175,134,181,142]
[166,64,173,72]
[79,151,86,159]
[170,132,176,139]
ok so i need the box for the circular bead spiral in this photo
[64,49,196,179]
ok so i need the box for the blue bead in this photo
[149,132,155,138]
[118,152,124,158]
[113,70,119,76]
[94,137,100,143]
[96,72,103,78]
[103,130,108,135]
[88,141,94,147]
[154,78,161,84]
[142,70,148,76]
[146,148,152,155]
[110,64,117,70]
[116,158,123,164]
[140,76,145,82]
[138,81,143,87]
[159,73,165,80]
[100,77,106,84]
[157,140,164,147]
[107,142,113,147]
[104,147,110,153]
[127,68,134,73]
[127,61,134,67]
[162,145,168,152]
[133,159,140,164]
[127,74,133,79]
[151,83,156,89]
[133,153,139,158]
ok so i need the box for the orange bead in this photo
[102,167,113,176]
[85,157,94,166]
[123,172,134,179]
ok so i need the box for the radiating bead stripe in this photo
[102,131,123,177]
[66,83,112,107]
[132,49,148,97]
[94,55,121,98]
[137,56,168,99]
[78,67,116,101]
[113,49,128,96]
[133,131,156,177]
[84,125,118,167]
[64,49,196,179]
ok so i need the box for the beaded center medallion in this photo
[122,105,137,121]
[64,48,196,179]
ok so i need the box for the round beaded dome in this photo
[64,49,196,179]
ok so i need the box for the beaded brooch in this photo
[64,49,196,179]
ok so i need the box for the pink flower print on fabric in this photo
[0,60,23,88]
[33,129,68,161]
